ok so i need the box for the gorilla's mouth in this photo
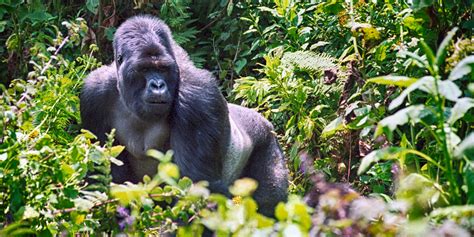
[143,94,170,105]
[145,99,169,105]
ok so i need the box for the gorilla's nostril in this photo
[149,79,166,92]
[157,80,166,90]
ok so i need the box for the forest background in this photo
[0,0,474,236]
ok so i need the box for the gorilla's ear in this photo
[116,54,123,65]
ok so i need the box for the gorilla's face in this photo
[113,20,179,120]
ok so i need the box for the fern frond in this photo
[281,51,337,72]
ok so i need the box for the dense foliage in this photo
[1,0,473,236]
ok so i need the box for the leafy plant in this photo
[359,28,474,213]
[234,48,342,174]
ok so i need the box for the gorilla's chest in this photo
[112,113,170,178]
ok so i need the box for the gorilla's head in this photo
[113,16,179,120]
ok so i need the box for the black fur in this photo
[80,15,288,216]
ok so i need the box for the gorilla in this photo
[80,15,288,216]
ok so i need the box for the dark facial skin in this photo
[114,30,179,121]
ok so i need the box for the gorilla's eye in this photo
[117,54,123,65]
[149,55,160,61]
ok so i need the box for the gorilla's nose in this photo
[149,79,167,92]
[146,79,169,104]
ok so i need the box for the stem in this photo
[433,75,460,204]
[408,94,420,172]
[406,149,445,172]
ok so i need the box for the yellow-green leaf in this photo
[367,76,417,87]
[110,145,125,157]
[229,178,258,197]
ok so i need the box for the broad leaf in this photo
[396,173,446,208]
[389,77,461,110]
[376,105,426,136]
[358,147,403,175]
[358,147,439,175]
[229,178,258,197]
[444,125,461,155]
[367,75,417,87]
[430,205,474,219]
[111,183,150,205]
[448,98,474,125]
[400,50,429,69]
[436,27,458,68]
[110,145,125,157]
[455,132,474,159]
[86,0,99,14]
[464,161,474,204]
[410,0,434,11]
[438,80,462,101]
[321,116,344,137]
[448,55,474,81]
[419,40,435,70]
[389,76,434,110]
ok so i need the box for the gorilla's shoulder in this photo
[80,64,118,140]
[172,45,215,87]
[82,64,118,99]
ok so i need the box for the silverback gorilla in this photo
[80,15,288,216]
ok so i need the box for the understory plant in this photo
[358,28,474,219]
[233,48,343,179]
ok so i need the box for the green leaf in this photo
[464,161,474,204]
[435,27,458,68]
[80,129,97,139]
[389,77,460,110]
[0,21,7,33]
[430,205,474,219]
[178,177,193,190]
[448,55,474,81]
[159,163,180,180]
[275,202,288,221]
[454,133,474,159]
[146,149,173,162]
[410,0,434,10]
[109,145,125,157]
[367,76,418,87]
[234,58,247,74]
[226,0,234,16]
[61,163,74,178]
[111,183,149,205]
[448,98,474,125]
[23,11,53,23]
[321,116,344,138]
[86,0,99,14]
[358,147,403,175]
[281,51,337,72]
[376,105,425,136]
[73,198,94,212]
[104,27,116,41]
[229,178,258,197]
[419,40,436,70]
[438,80,462,102]
[400,50,429,69]
[396,173,445,208]
[21,206,40,219]
[389,76,434,110]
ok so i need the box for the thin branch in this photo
[53,199,117,215]
[40,35,70,75]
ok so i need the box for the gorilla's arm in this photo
[80,64,136,183]
[170,63,231,192]
[80,64,117,142]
